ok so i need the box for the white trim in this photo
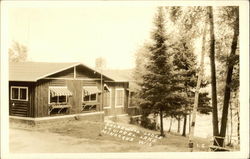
[36,63,82,81]
[48,86,68,104]
[105,114,128,118]
[73,66,76,79]
[9,111,104,121]
[115,88,124,108]
[104,83,110,91]
[10,86,28,101]
[103,107,111,109]
[82,86,98,103]
[105,80,129,83]
[35,62,115,81]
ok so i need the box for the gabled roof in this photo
[102,69,140,91]
[9,62,114,82]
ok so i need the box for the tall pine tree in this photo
[139,7,174,137]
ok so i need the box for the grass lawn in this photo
[10,120,212,153]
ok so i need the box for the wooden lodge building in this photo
[9,62,139,124]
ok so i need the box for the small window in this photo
[11,88,19,100]
[11,86,28,101]
[49,94,67,104]
[115,89,124,107]
[59,96,67,103]
[49,86,71,104]
[83,93,97,102]
[82,86,99,102]
[20,88,27,100]
[90,94,96,101]
[50,96,58,103]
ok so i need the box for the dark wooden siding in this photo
[103,82,129,116]
[76,65,100,79]
[9,82,35,117]
[10,80,128,118]
[35,80,49,117]
[35,79,102,117]
[66,80,82,114]
[48,68,74,78]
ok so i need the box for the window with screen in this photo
[115,89,124,107]
[82,86,98,102]
[49,87,69,104]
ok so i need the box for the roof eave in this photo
[9,80,37,82]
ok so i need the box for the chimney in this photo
[95,57,107,70]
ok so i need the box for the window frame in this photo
[48,86,68,104]
[10,86,28,101]
[103,88,112,109]
[82,86,98,103]
[115,88,124,108]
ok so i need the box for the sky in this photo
[8,6,156,69]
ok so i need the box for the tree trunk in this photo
[177,117,181,133]
[188,114,191,134]
[236,93,240,144]
[168,117,173,132]
[182,114,187,136]
[159,107,165,137]
[218,7,239,147]
[237,107,240,144]
[208,6,219,140]
[188,10,207,152]
[229,102,233,145]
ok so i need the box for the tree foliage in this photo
[9,41,28,62]
[138,7,175,136]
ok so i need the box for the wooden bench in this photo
[209,136,230,151]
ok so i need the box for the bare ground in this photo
[10,120,212,153]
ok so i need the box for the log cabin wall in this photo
[35,79,102,117]
[34,79,49,117]
[9,81,35,117]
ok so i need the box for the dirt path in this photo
[10,128,98,153]
[9,121,211,153]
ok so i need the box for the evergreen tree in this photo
[172,37,197,136]
[139,7,174,137]
[168,6,212,136]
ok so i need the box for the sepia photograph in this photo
[1,1,249,159]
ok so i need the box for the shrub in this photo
[140,115,156,130]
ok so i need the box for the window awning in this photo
[50,87,72,97]
[83,86,100,95]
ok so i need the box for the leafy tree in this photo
[9,41,28,62]
[217,6,239,147]
[168,6,212,137]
